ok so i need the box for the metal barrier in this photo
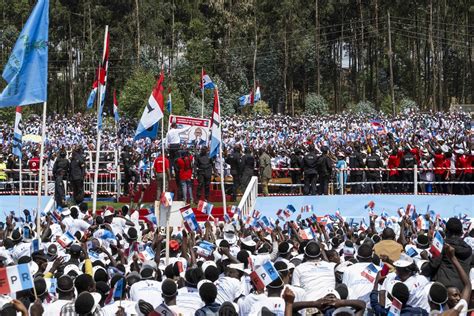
[0,165,471,198]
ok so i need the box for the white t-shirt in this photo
[215,276,244,304]
[249,296,285,316]
[102,300,137,316]
[382,272,430,308]
[176,287,204,315]
[129,280,163,308]
[111,217,127,236]
[292,260,336,300]
[11,242,31,261]
[341,262,375,303]
[43,299,71,316]
[67,219,90,235]
[61,216,73,232]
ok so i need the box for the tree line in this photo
[0,0,472,121]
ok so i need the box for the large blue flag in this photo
[0,0,49,107]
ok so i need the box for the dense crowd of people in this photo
[0,202,471,315]
[2,111,471,198]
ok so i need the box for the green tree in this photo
[304,93,329,115]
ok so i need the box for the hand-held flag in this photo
[249,261,280,291]
[0,263,34,294]
[0,0,49,107]
[430,231,444,257]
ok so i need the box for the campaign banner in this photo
[168,115,210,147]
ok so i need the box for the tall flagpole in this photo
[200,67,204,118]
[92,25,108,214]
[36,101,47,237]
[19,157,22,216]
[219,139,226,216]
[217,88,226,216]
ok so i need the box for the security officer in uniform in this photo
[400,147,416,192]
[349,144,365,194]
[225,145,242,202]
[194,146,213,201]
[53,150,70,180]
[303,144,318,195]
[240,147,255,191]
[316,146,333,195]
[290,149,303,193]
[121,145,139,195]
[70,146,85,204]
[365,148,383,193]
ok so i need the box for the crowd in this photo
[0,111,473,198]
[0,202,471,315]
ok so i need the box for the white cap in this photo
[201,261,217,273]
[393,253,414,268]
[103,209,114,217]
[228,263,250,274]
[240,235,256,247]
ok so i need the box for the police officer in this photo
[194,146,213,201]
[53,150,70,180]
[70,146,85,204]
[240,147,255,191]
[259,147,272,196]
[290,149,303,193]
[121,145,138,195]
[316,146,333,195]
[54,168,67,208]
[400,146,416,192]
[303,144,318,195]
[225,145,242,202]
[349,144,365,194]
[365,148,383,193]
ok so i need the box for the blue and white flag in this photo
[166,89,172,113]
[12,107,22,158]
[239,94,251,107]
[209,88,221,158]
[0,0,49,107]
[86,81,98,109]
[254,86,261,102]
[250,261,280,291]
[113,89,119,122]
[200,69,215,90]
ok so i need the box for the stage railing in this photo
[238,176,259,216]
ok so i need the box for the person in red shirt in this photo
[387,149,400,193]
[153,152,170,201]
[454,149,469,194]
[28,151,40,173]
[433,149,446,193]
[175,150,194,204]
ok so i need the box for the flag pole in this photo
[219,139,226,216]
[19,157,22,217]
[163,107,170,266]
[92,25,108,214]
[36,101,47,237]
[217,88,226,216]
[200,67,204,118]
